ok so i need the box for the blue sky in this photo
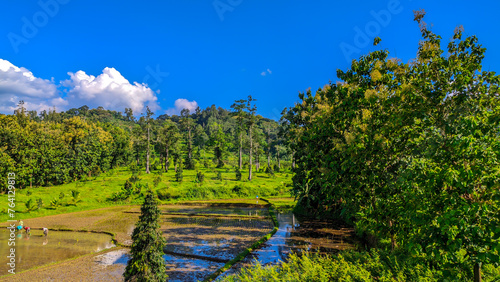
[0,0,499,119]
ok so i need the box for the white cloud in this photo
[64,67,158,114]
[0,59,58,113]
[260,68,272,76]
[0,59,160,115]
[166,98,198,115]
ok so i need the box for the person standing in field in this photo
[43,228,48,236]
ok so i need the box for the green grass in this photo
[219,250,500,282]
[1,165,292,222]
[264,197,296,212]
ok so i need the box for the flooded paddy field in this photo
[219,212,357,278]
[162,215,274,261]
[94,249,225,282]
[0,201,356,281]
[160,205,268,217]
[4,206,140,245]
[0,229,114,274]
[0,203,274,281]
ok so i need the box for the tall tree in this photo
[274,144,286,170]
[249,125,264,171]
[193,124,208,160]
[261,120,277,167]
[14,100,28,127]
[131,123,146,167]
[245,95,257,181]
[124,189,167,281]
[144,107,154,174]
[208,121,228,168]
[180,109,195,169]
[158,120,180,172]
[230,99,247,170]
[124,107,135,122]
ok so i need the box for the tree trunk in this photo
[188,127,192,160]
[474,263,482,282]
[248,126,253,181]
[165,147,169,172]
[267,149,270,167]
[239,133,242,170]
[146,126,150,174]
[277,150,281,169]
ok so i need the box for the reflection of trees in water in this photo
[277,212,356,258]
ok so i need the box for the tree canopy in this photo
[283,10,500,279]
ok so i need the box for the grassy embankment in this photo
[0,166,292,222]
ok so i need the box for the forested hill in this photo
[0,98,290,191]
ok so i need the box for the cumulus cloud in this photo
[0,59,58,113]
[0,59,160,115]
[166,98,198,115]
[260,68,272,76]
[64,67,158,114]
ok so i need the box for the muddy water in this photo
[219,212,356,278]
[0,205,296,281]
[162,205,268,217]
[90,205,274,281]
[0,229,114,273]
[96,249,225,282]
[162,214,274,261]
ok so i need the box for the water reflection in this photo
[220,212,356,278]
[162,206,268,217]
[0,229,114,273]
[97,249,224,282]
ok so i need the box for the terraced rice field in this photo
[0,202,275,281]
[0,200,356,281]
[162,215,274,261]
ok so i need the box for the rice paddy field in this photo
[0,168,358,281]
[0,201,277,281]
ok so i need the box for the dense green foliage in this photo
[0,113,119,189]
[283,12,500,279]
[124,189,168,281]
[222,250,500,282]
[0,100,290,192]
